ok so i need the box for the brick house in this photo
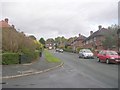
[0,18,15,29]
[70,34,86,52]
[82,25,110,55]
[0,18,11,28]
[45,38,55,49]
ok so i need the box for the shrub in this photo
[0,54,2,65]
[76,47,83,53]
[19,48,41,64]
[1,49,41,65]
[63,46,73,52]
[2,53,19,65]
[2,28,41,53]
[63,48,73,52]
[33,50,40,59]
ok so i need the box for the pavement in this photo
[1,53,63,79]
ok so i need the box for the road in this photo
[2,50,118,88]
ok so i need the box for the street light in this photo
[117,29,120,52]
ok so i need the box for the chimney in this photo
[98,25,102,30]
[90,31,93,35]
[4,18,9,23]
[12,25,15,29]
[79,34,81,37]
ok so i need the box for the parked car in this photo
[78,49,94,59]
[97,50,120,64]
[56,48,60,52]
[117,51,120,55]
[59,49,63,53]
[56,48,63,53]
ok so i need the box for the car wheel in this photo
[106,59,110,64]
[97,58,100,62]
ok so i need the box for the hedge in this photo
[0,54,2,65]
[31,50,40,59]
[76,47,83,53]
[1,51,41,65]
[18,51,41,64]
[63,48,73,52]
[2,53,19,65]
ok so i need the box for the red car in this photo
[97,50,120,64]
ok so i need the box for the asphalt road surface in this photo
[2,50,118,88]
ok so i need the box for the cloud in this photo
[1,0,119,40]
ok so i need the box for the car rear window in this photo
[106,51,118,55]
[83,50,92,53]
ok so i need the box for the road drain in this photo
[29,83,36,85]
[14,84,20,86]
[0,82,7,84]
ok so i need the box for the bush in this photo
[63,48,73,52]
[76,47,83,53]
[1,51,40,65]
[0,54,2,64]
[63,46,73,52]
[2,53,19,65]
[2,27,43,64]
[33,50,40,59]
[19,48,40,64]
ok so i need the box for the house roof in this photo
[83,28,109,42]
[75,35,86,41]
[71,35,86,44]
[0,20,11,28]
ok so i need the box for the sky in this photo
[1,0,119,40]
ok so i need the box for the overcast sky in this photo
[1,0,119,40]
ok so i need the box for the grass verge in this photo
[44,50,61,63]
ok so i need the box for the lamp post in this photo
[117,29,120,52]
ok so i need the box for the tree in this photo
[34,40,43,50]
[29,35,36,40]
[54,36,67,48]
[46,38,54,43]
[39,38,45,45]
[66,37,77,45]
[2,28,37,53]
[102,35,116,49]
[102,24,118,50]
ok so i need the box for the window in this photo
[86,41,88,44]
[99,51,103,54]
[94,37,96,41]
[106,51,118,55]
[84,42,85,45]
[90,39,93,43]
[102,51,106,55]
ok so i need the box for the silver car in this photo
[78,49,94,59]
[56,48,63,53]
[59,49,63,53]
